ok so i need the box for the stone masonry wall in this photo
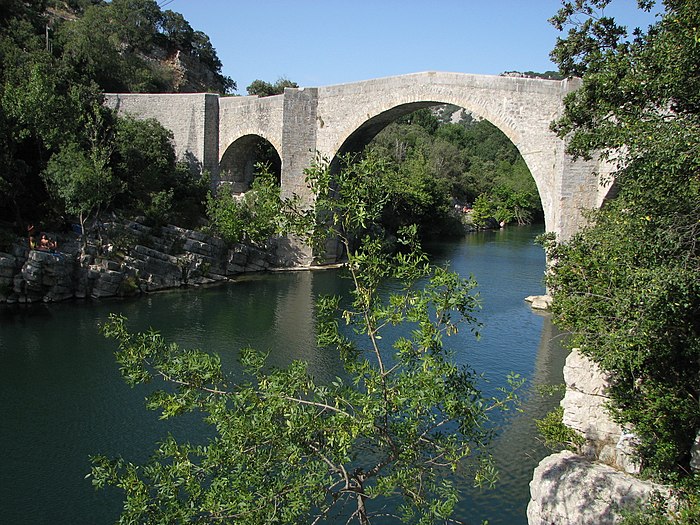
[104,93,220,177]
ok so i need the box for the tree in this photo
[247,77,299,97]
[544,0,700,482]
[159,9,194,50]
[42,142,119,248]
[112,115,176,205]
[92,155,522,524]
[367,108,542,233]
[42,102,122,249]
[0,0,230,230]
[206,167,286,246]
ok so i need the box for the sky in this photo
[161,0,662,94]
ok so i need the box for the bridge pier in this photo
[280,88,318,205]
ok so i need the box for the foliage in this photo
[112,116,174,205]
[470,184,536,227]
[40,100,123,245]
[379,149,460,238]
[55,0,234,93]
[206,167,287,246]
[367,106,542,236]
[246,77,299,97]
[619,489,700,525]
[535,407,585,451]
[42,142,119,239]
[500,70,564,80]
[93,155,522,525]
[545,0,700,480]
[0,0,229,228]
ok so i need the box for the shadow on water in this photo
[0,225,566,525]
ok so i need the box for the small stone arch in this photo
[219,134,282,193]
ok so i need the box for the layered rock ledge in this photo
[0,221,302,304]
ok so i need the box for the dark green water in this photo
[0,225,566,524]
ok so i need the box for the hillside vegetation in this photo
[543,0,699,520]
[0,0,230,233]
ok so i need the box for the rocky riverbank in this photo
[0,220,303,304]
[527,348,700,524]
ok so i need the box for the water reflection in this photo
[454,314,567,524]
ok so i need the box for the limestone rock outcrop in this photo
[1,221,290,304]
[528,450,669,525]
[527,350,674,524]
[560,349,639,473]
[525,294,553,310]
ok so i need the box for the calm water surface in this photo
[0,226,566,524]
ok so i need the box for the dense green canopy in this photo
[0,0,224,230]
[545,0,699,492]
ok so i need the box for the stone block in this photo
[561,389,620,443]
[99,270,124,284]
[231,251,248,265]
[616,431,642,475]
[227,264,246,274]
[563,349,611,397]
[525,294,552,310]
[183,238,212,256]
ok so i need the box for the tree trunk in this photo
[356,482,369,525]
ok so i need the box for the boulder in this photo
[528,450,670,525]
[525,294,553,310]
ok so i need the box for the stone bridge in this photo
[105,71,612,242]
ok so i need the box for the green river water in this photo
[0,225,566,524]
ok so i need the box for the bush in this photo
[535,407,585,451]
[206,168,283,246]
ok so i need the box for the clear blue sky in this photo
[162,0,661,93]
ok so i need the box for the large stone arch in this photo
[325,99,546,228]
[312,72,584,237]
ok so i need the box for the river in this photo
[0,225,566,524]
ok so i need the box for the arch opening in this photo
[333,102,439,160]
[219,134,281,193]
[329,103,545,236]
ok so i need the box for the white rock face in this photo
[527,451,669,525]
[561,349,620,442]
[560,349,641,472]
[691,431,700,473]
